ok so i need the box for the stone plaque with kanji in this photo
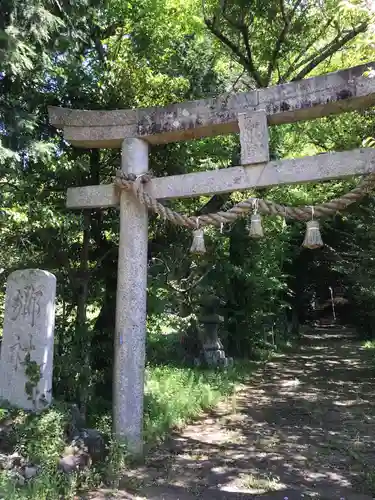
[0,269,56,410]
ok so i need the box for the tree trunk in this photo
[76,210,91,419]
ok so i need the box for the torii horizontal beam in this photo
[49,62,375,148]
[66,148,375,209]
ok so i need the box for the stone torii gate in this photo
[49,62,375,455]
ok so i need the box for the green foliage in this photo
[363,340,375,352]
[22,352,42,403]
[1,0,375,496]
[0,470,73,500]
[144,360,252,443]
[0,405,72,499]
[12,408,66,466]
[202,0,371,88]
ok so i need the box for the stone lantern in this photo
[197,294,232,368]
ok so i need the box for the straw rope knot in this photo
[115,170,152,198]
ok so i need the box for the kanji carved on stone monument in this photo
[11,284,43,327]
[8,333,35,372]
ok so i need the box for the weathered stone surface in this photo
[8,452,24,468]
[66,148,375,210]
[0,450,39,483]
[58,453,91,474]
[23,466,38,479]
[238,111,269,165]
[199,314,224,325]
[48,62,375,147]
[0,269,56,410]
[67,184,118,209]
[0,418,15,453]
[72,428,106,464]
[113,138,149,456]
[0,452,24,470]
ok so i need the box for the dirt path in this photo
[93,331,375,500]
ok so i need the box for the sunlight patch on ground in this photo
[238,472,287,493]
[280,378,301,387]
[303,470,352,487]
[334,399,369,406]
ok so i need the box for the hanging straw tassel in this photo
[249,213,264,238]
[281,208,287,232]
[190,229,206,254]
[302,220,324,249]
[248,200,264,238]
[190,218,206,254]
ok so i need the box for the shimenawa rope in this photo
[114,170,375,229]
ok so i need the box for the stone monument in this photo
[0,269,56,410]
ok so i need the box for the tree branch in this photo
[0,181,20,190]
[168,266,213,293]
[290,29,344,75]
[197,193,230,216]
[279,0,287,22]
[240,24,265,87]
[93,37,106,63]
[292,22,368,81]
[204,2,264,88]
[266,0,303,85]
[204,19,253,77]
[281,18,334,82]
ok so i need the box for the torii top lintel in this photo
[49,62,375,149]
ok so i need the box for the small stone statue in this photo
[197,294,232,368]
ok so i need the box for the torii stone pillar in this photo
[114,138,149,454]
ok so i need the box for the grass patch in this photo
[143,360,255,444]
[142,315,262,443]
[363,340,375,350]
[240,472,285,492]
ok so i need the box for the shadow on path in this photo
[93,331,375,500]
